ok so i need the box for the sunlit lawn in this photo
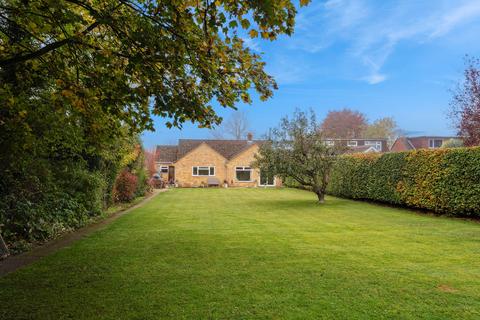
[1,188,480,319]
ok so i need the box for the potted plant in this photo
[223,180,228,188]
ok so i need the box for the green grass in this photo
[1,188,480,319]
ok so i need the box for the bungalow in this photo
[390,136,461,152]
[155,134,281,188]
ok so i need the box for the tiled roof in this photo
[156,139,263,163]
[155,145,178,163]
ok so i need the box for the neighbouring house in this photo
[390,136,461,152]
[324,138,389,153]
[155,134,281,188]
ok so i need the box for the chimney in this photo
[247,132,253,142]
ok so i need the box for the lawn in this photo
[1,188,480,319]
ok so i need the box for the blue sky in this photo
[143,0,480,147]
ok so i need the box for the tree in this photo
[450,56,480,146]
[210,111,251,139]
[321,108,368,138]
[364,117,399,146]
[144,148,158,178]
[1,0,309,132]
[0,0,310,249]
[253,109,346,203]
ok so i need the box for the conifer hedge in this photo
[327,148,480,216]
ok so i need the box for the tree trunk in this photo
[0,233,9,259]
[315,191,325,203]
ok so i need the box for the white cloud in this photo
[431,1,480,37]
[290,0,480,84]
[363,73,387,85]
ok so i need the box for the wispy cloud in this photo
[290,0,480,84]
[430,1,480,37]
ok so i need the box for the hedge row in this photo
[327,147,480,216]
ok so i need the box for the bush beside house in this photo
[327,147,480,216]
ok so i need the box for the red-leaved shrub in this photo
[113,170,138,202]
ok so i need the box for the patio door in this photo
[259,170,275,186]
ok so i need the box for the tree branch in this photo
[0,21,100,67]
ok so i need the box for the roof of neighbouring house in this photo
[391,136,461,151]
[156,139,263,163]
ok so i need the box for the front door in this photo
[168,166,175,183]
[259,170,275,186]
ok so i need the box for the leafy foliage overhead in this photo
[1,0,309,131]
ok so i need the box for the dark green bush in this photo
[0,137,148,252]
[327,148,480,216]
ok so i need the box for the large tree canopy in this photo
[320,108,368,139]
[1,0,309,131]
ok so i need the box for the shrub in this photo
[0,162,104,252]
[113,170,138,202]
[327,147,480,216]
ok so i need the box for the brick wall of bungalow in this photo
[156,142,281,188]
[226,144,260,187]
[174,143,226,187]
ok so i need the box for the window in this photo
[429,139,443,148]
[236,166,252,182]
[192,166,215,176]
[347,140,358,147]
[159,166,168,173]
[365,141,382,150]
[325,140,334,146]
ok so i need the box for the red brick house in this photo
[390,136,461,152]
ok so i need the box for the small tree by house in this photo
[144,148,158,178]
[364,117,400,147]
[450,56,480,146]
[253,110,346,203]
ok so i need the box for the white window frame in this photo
[192,166,215,176]
[159,166,169,173]
[235,166,253,182]
[325,140,334,146]
[429,139,443,149]
[347,140,358,147]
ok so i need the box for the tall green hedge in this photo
[327,148,480,216]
